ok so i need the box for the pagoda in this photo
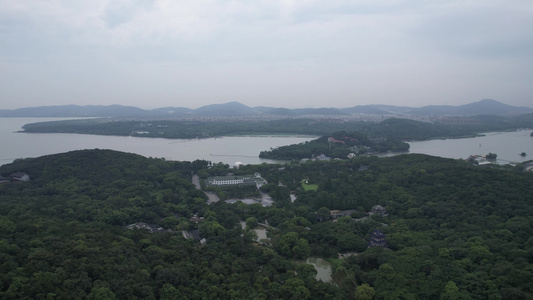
[368,230,387,248]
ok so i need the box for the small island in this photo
[260,130,410,160]
[18,114,533,143]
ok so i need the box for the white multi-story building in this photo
[206,173,266,188]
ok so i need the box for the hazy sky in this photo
[1,0,532,109]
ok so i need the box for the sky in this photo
[1,0,532,110]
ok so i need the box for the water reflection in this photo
[298,257,333,283]
[0,118,316,167]
[408,130,533,164]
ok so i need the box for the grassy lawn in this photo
[301,180,319,191]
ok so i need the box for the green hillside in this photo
[1,150,532,299]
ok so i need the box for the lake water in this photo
[407,130,533,164]
[0,118,316,167]
[1,118,532,167]
[238,222,269,244]
[225,191,274,207]
[298,257,333,283]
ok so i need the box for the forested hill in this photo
[20,113,533,141]
[1,150,533,299]
[1,99,532,117]
[259,130,410,160]
[0,150,340,299]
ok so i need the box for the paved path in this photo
[192,174,201,189]
[205,192,220,204]
[192,174,220,204]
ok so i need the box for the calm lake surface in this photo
[0,118,315,166]
[298,257,333,283]
[1,118,531,167]
[408,130,533,164]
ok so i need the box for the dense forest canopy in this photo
[259,131,409,160]
[20,113,533,141]
[1,149,532,299]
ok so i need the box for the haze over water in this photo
[1,118,532,167]
[408,130,533,164]
[0,118,315,166]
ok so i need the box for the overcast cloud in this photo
[1,0,532,109]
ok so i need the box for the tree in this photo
[278,232,299,257]
[355,284,375,300]
[198,220,226,237]
[296,264,317,281]
[0,216,16,234]
[283,278,311,300]
[486,153,497,160]
[338,233,367,252]
[88,287,116,300]
[317,207,331,222]
[245,217,258,229]
[159,283,181,300]
[276,232,311,259]
[440,281,469,300]
[293,238,311,259]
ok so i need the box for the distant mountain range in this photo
[1,99,531,118]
